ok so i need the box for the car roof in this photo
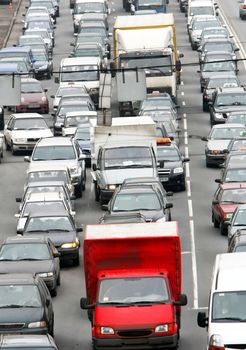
[26,191,64,201]
[26,180,66,187]
[60,56,100,66]
[220,183,246,190]
[3,236,49,244]
[212,123,245,129]
[9,113,44,119]
[35,136,73,146]
[27,163,69,173]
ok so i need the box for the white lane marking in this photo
[181,91,184,96]
[190,219,199,310]
[185,162,190,178]
[184,131,188,145]
[182,251,192,254]
[182,101,186,106]
[181,81,184,85]
[90,182,94,193]
[185,146,189,158]
[186,178,191,197]
[191,306,208,310]
[188,199,193,217]
[218,3,246,71]
[183,118,187,131]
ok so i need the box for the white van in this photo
[55,57,101,107]
[197,253,246,349]
[187,0,218,25]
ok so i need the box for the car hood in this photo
[102,168,156,185]
[95,304,174,328]
[11,129,53,138]
[33,61,48,68]
[219,203,239,214]
[29,159,78,169]
[207,139,230,150]
[158,160,181,169]
[0,307,43,323]
[0,260,54,274]
[209,323,246,344]
[24,231,76,246]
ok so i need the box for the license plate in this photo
[28,104,40,108]
[161,177,169,182]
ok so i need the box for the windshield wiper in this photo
[0,304,23,308]
[214,317,245,321]
[133,301,167,305]
[16,258,44,261]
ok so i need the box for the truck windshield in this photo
[98,277,169,304]
[61,65,99,82]
[212,291,246,321]
[120,55,172,75]
[103,147,153,169]
[138,0,163,5]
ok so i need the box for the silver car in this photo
[239,0,246,19]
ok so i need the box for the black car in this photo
[157,140,189,191]
[105,184,173,222]
[209,86,246,126]
[73,124,91,166]
[0,273,54,335]
[0,334,58,349]
[32,49,53,79]
[17,210,82,266]
[228,229,246,252]
[202,75,240,111]
[0,236,60,296]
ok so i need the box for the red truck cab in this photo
[80,222,187,350]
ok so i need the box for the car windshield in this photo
[141,98,173,110]
[28,21,52,30]
[25,186,66,199]
[65,116,89,127]
[33,52,48,61]
[220,189,246,203]
[212,291,246,321]
[98,277,169,304]
[104,147,153,169]
[202,60,235,72]
[227,114,246,125]
[162,120,175,133]
[21,82,43,93]
[75,127,90,140]
[19,37,43,45]
[13,118,47,130]
[203,42,233,53]
[112,192,161,211]
[139,0,163,5]
[27,170,68,183]
[74,2,105,14]
[0,243,51,261]
[79,27,106,36]
[25,30,50,39]
[216,94,246,106]
[210,127,246,140]
[0,285,41,308]
[190,6,214,16]
[32,145,76,160]
[61,65,99,82]
[231,140,246,151]
[24,201,66,215]
[56,87,85,97]
[76,35,104,46]
[202,28,227,37]
[74,48,101,57]
[207,78,239,89]
[157,147,180,161]
[224,169,246,183]
[232,209,246,226]
[235,245,246,252]
[31,1,53,8]
[58,105,90,116]
[25,216,73,232]
[193,20,218,30]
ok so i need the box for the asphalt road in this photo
[1,0,246,348]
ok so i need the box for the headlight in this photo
[38,272,54,278]
[209,334,224,349]
[42,96,47,102]
[69,166,78,174]
[173,167,183,174]
[214,112,223,119]
[21,97,25,103]
[100,327,114,335]
[156,217,166,223]
[106,184,116,191]
[28,320,47,328]
[155,324,169,333]
[89,88,99,94]
[14,138,26,143]
[74,18,80,25]
[61,242,78,249]
[224,213,232,219]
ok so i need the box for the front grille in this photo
[0,323,25,330]
[27,138,39,142]
[158,168,171,176]
[117,330,152,337]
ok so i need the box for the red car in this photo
[212,182,246,235]
[16,78,49,114]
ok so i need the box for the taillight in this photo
[243,4,246,8]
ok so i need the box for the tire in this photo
[94,183,100,202]
[206,159,211,168]
[74,184,82,198]
[220,222,227,236]
[47,71,51,79]
[5,138,10,151]
[180,181,186,191]
[11,141,16,155]
[49,316,54,337]
[50,286,57,297]
[212,213,220,228]
[57,273,61,286]
[73,253,80,266]
[202,100,208,112]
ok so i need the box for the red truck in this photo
[80,221,187,350]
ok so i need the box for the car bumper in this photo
[0,327,48,335]
[57,246,79,261]
[12,142,36,151]
[158,172,185,187]
[16,105,48,113]
[206,153,226,165]
[93,334,178,350]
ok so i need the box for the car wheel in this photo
[220,222,227,236]
[94,183,100,202]
[82,178,86,191]
[200,86,203,93]
[57,273,61,286]
[47,71,51,79]
[73,253,80,266]
[74,184,82,198]
[180,181,186,191]
[212,213,220,228]
[206,159,211,168]
[11,141,16,155]
[5,138,10,151]
[49,316,54,337]
[202,100,208,112]
[50,286,57,297]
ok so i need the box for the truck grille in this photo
[117,330,152,337]
[158,168,171,176]
[0,323,25,330]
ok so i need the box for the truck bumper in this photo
[93,334,178,349]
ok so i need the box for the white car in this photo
[4,113,53,155]
[62,111,97,137]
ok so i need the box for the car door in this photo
[48,239,60,279]
[212,187,223,222]
[4,116,14,145]
[39,279,53,325]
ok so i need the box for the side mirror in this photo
[44,88,48,92]
[80,297,95,310]
[179,53,184,58]
[70,43,75,46]
[24,156,30,162]
[183,157,190,162]
[223,220,231,228]
[223,149,229,154]
[14,213,20,218]
[50,95,55,98]
[201,137,208,141]
[92,163,97,171]
[174,293,187,306]
[53,252,61,258]
[215,179,222,184]
[16,197,22,203]
[235,47,240,52]
[79,154,86,161]
[197,70,200,73]
[197,312,208,328]
[167,191,173,197]
[212,199,219,205]
[165,203,173,209]
[102,204,108,211]
[76,227,83,233]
